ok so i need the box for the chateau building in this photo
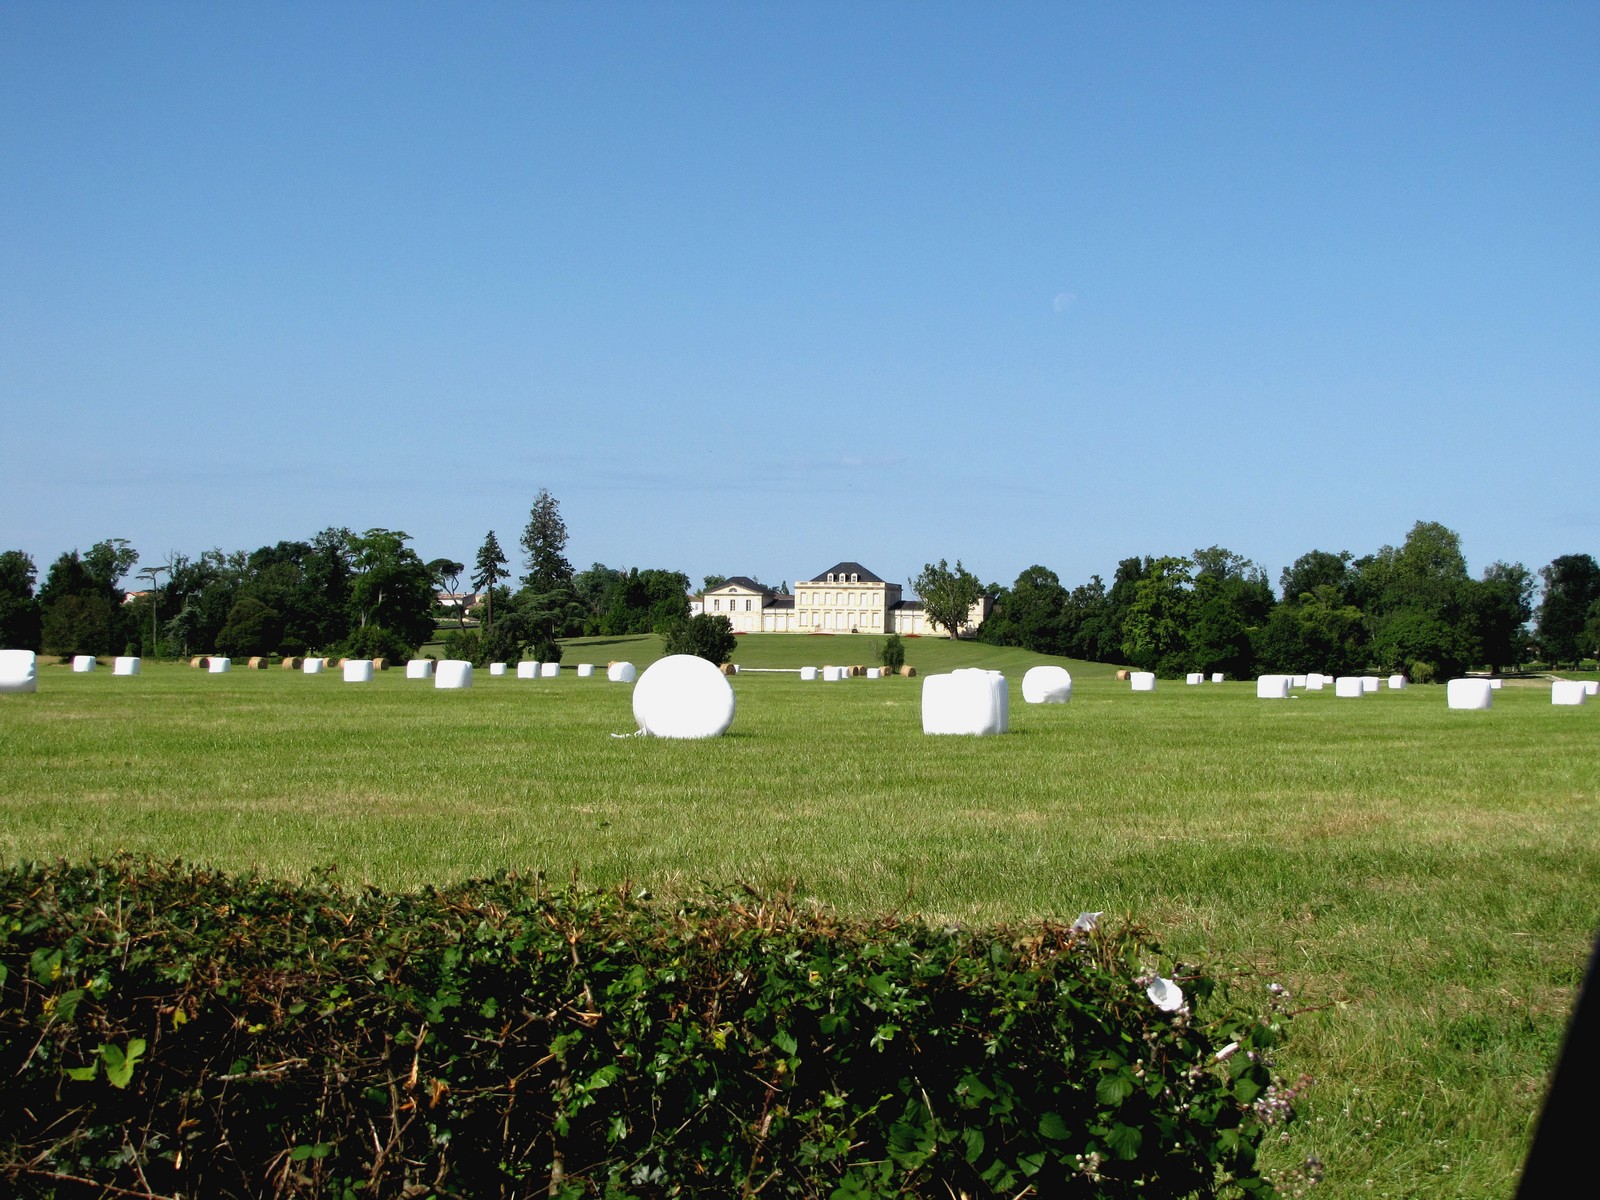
[690,561,990,638]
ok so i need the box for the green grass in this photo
[3,642,1597,1199]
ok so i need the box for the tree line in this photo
[977,520,1600,679]
[0,492,694,667]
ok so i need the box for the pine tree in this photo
[472,532,508,634]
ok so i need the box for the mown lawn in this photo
[2,638,1596,1199]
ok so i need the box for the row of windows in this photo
[825,572,860,583]
[798,592,881,607]
[711,598,754,612]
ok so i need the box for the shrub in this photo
[338,624,414,664]
[661,613,737,665]
[0,859,1301,1199]
[881,632,907,673]
[1409,659,1437,685]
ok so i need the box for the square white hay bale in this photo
[922,669,1009,735]
[1306,673,1326,690]
[435,660,473,689]
[0,649,38,694]
[823,666,844,681]
[1211,672,1225,683]
[406,659,434,680]
[1256,674,1290,699]
[489,662,507,676]
[303,658,324,675]
[1585,681,1600,696]
[113,656,140,676]
[1447,678,1493,710]
[799,666,818,681]
[517,662,538,679]
[575,663,594,678]
[1291,674,1308,688]
[72,655,96,673]
[539,662,560,678]
[1022,665,1072,704]
[343,659,374,683]
[1552,680,1588,706]
[866,667,882,679]
[1130,671,1156,692]
[607,661,637,683]
[1488,679,1503,689]
[1360,676,1380,693]
[1334,676,1364,698]
[208,657,231,674]
[1388,674,1407,690]
[1185,672,1202,685]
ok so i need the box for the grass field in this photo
[3,637,1598,1198]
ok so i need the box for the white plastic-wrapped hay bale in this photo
[304,657,325,675]
[1291,674,1308,688]
[866,667,882,680]
[540,662,561,679]
[607,661,637,684]
[799,666,818,681]
[113,656,140,676]
[1334,676,1364,698]
[0,649,38,694]
[1361,676,1380,693]
[1185,672,1203,685]
[1388,674,1408,690]
[632,654,735,739]
[1256,674,1290,699]
[1022,665,1072,704]
[1552,680,1588,706]
[516,662,538,679]
[489,662,507,676]
[406,659,434,680]
[1585,681,1600,697]
[1306,673,1326,690]
[343,659,374,683]
[922,668,1009,735]
[577,663,595,678]
[1447,678,1493,710]
[435,660,473,689]
[208,657,231,674]
[1488,678,1503,690]
[1130,671,1156,692]
[1211,672,1224,683]
[72,655,96,673]
[823,666,844,682]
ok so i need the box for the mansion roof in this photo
[802,561,885,585]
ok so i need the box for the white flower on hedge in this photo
[1147,976,1184,1012]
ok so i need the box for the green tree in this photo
[980,565,1067,654]
[0,551,41,651]
[880,632,906,672]
[471,532,509,635]
[702,574,729,591]
[215,597,283,658]
[1120,556,1193,675]
[520,489,574,594]
[1537,554,1600,668]
[40,594,117,656]
[911,559,983,640]
[1470,561,1535,674]
[1188,548,1274,677]
[428,558,469,633]
[1279,550,1353,604]
[37,542,139,656]
[348,529,435,652]
[662,613,736,664]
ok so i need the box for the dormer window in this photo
[827,573,834,583]
[850,573,858,582]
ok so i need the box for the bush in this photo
[661,613,737,665]
[1409,660,1437,685]
[0,860,1300,1199]
[337,624,414,663]
[881,632,907,673]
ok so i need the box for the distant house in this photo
[435,590,483,610]
[689,561,990,638]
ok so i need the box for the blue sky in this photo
[3,2,1596,595]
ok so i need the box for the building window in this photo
[713,599,720,611]
[851,573,858,582]
[827,573,834,583]
[745,599,751,611]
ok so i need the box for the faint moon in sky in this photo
[1052,291,1077,314]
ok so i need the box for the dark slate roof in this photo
[767,594,795,609]
[804,561,885,584]
[710,576,770,594]
[890,599,923,611]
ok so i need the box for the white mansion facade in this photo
[689,561,990,638]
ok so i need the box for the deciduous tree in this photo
[911,559,983,640]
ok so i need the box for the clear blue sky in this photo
[4,2,1596,595]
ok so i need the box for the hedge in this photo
[0,859,1300,1198]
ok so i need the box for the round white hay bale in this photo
[1211,672,1225,683]
[1022,665,1072,704]
[922,669,1009,735]
[540,661,560,678]
[1130,671,1156,692]
[1256,674,1290,699]
[577,663,595,678]
[823,666,843,682]
[208,657,231,674]
[302,657,324,675]
[1334,676,1363,698]
[1361,675,1380,693]
[72,655,96,673]
[435,660,473,689]
[799,666,818,681]
[1185,672,1203,685]
[1447,678,1493,710]
[113,656,141,676]
[489,662,507,676]
[607,661,637,683]
[0,649,38,694]
[405,659,434,680]
[343,659,374,683]
[632,654,735,739]
[1388,674,1408,690]
[1552,680,1588,706]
